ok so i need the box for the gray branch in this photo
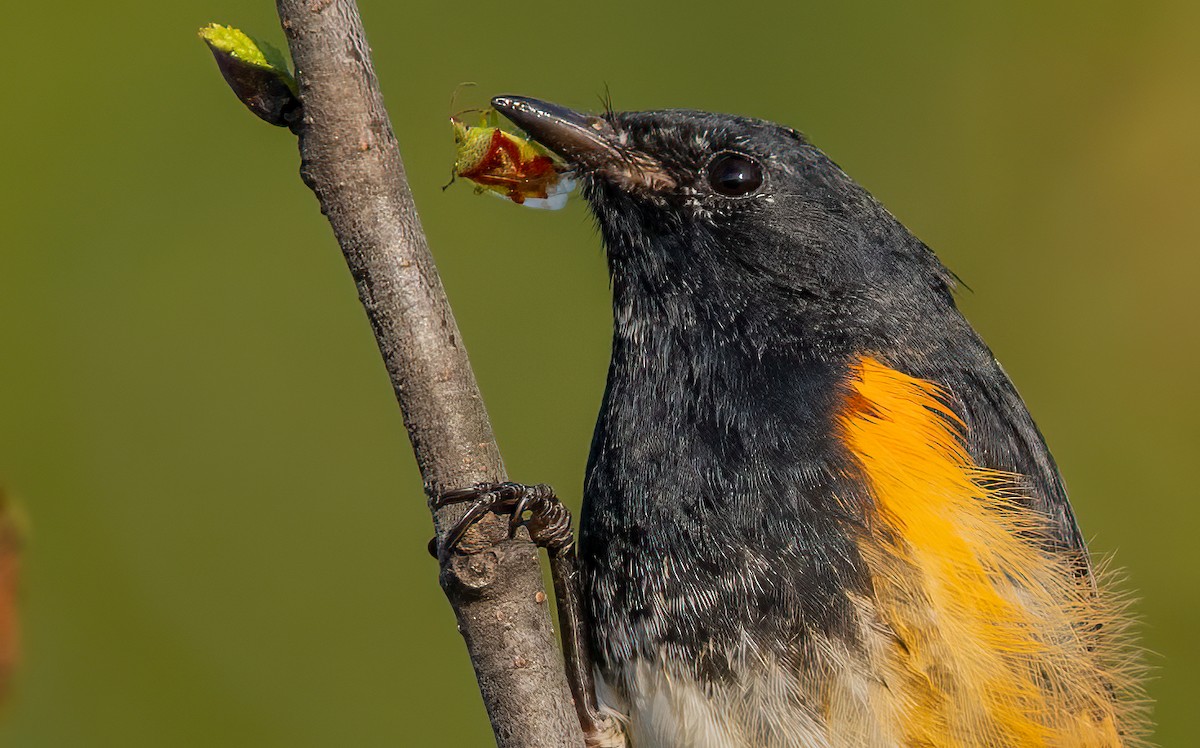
[271,2,585,746]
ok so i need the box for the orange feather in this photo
[837,358,1147,747]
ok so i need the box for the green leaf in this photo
[200,23,300,127]
[199,24,296,94]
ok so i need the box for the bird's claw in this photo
[431,481,575,560]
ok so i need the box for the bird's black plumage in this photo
[564,109,1085,680]
[486,96,1136,747]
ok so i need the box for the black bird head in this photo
[492,95,958,357]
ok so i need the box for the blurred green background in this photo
[0,1,1195,745]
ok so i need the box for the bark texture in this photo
[272,2,585,745]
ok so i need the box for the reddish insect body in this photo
[450,112,575,209]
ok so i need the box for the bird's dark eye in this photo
[706,152,763,197]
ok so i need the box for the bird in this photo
[447,95,1148,748]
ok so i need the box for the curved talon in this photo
[444,496,496,553]
[509,492,534,537]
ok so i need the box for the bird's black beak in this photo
[491,95,676,191]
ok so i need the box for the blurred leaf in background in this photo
[0,489,26,710]
[0,1,1196,745]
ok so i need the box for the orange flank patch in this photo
[836,358,1146,747]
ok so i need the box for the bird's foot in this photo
[430,481,624,747]
[431,481,575,559]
